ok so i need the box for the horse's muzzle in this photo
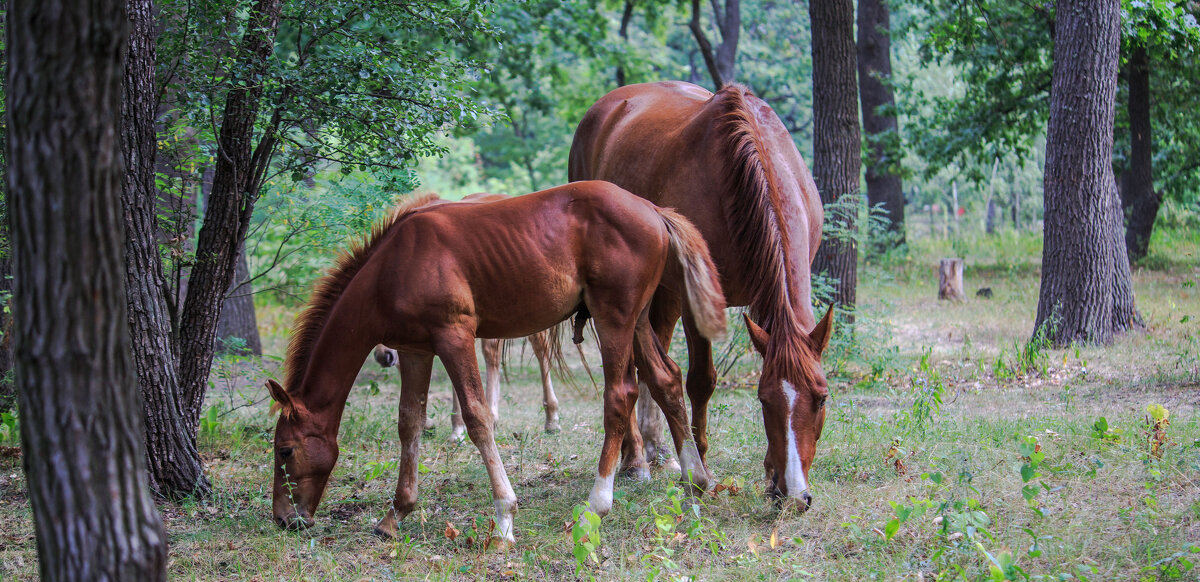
[274,511,315,530]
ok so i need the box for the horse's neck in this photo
[294,320,375,423]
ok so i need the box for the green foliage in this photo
[0,409,17,444]
[570,503,602,574]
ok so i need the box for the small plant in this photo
[570,503,602,574]
[0,409,18,444]
[199,404,222,440]
[883,496,934,541]
[362,459,397,482]
[1145,403,1171,459]
[1090,416,1123,444]
[1017,435,1047,517]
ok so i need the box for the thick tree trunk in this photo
[616,0,634,86]
[1121,45,1159,262]
[6,0,168,575]
[810,0,862,310]
[216,243,263,355]
[177,0,283,426]
[857,0,905,249]
[1035,0,1139,346]
[122,0,211,498]
[689,0,740,89]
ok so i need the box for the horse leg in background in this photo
[528,330,561,433]
[680,309,718,483]
[632,317,713,495]
[481,338,503,430]
[437,329,518,544]
[374,351,435,539]
[585,313,641,519]
[375,345,435,432]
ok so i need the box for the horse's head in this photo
[744,307,833,511]
[266,379,339,530]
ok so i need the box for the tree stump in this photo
[938,258,966,301]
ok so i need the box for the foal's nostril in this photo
[800,491,813,509]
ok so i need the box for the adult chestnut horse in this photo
[266,181,726,544]
[569,81,832,508]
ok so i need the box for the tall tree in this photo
[6,0,168,574]
[689,0,740,89]
[1121,45,1156,262]
[857,0,905,248]
[1035,0,1139,346]
[122,0,210,497]
[809,0,862,309]
[216,244,263,355]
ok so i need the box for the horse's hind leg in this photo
[375,352,434,539]
[482,338,503,430]
[680,309,718,483]
[584,309,642,518]
[632,317,712,494]
[639,292,684,472]
[528,330,561,433]
[438,330,518,544]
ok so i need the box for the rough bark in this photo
[177,0,283,426]
[857,0,905,248]
[1121,45,1159,262]
[938,258,965,301]
[689,0,740,89]
[6,0,168,575]
[809,0,862,310]
[216,243,262,355]
[616,0,635,87]
[122,0,211,498]
[1035,0,1140,346]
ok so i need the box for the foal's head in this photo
[266,379,338,530]
[744,307,833,511]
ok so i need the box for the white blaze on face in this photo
[781,380,809,497]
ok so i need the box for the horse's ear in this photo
[742,313,769,356]
[266,379,294,417]
[809,305,834,356]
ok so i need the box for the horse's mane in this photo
[716,84,821,384]
[283,193,441,395]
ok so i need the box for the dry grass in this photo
[1,230,1198,580]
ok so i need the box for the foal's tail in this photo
[655,208,727,340]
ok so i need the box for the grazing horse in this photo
[266,181,726,543]
[569,81,832,508]
[373,329,561,438]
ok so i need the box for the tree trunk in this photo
[810,0,862,310]
[857,0,905,249]
[1121,45,1159,263]
[122,0,211,498]
[1035,0,1140,346]
[177,0,283,426]
[6,0,168,575]
[689,0,740,89]
[616,0,634,87]
[938,258,966,301]
[216,243,263,355]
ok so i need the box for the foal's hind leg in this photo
[632,318,713,494]
[438,330,518,544]
[375,352,434,539]
[528,330,561,433]
[483,338,503,428]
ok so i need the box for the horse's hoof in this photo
[487,536,516,552]
[373,516,399,540]
[543,422,561,434]
[618,465,652,482]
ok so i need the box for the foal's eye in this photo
[279,447,294,459]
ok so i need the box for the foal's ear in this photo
[742,313,770,356]
[809,305,834,356]
[266,379,294,417]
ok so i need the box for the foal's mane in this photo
[716,85,821,383]
[283,193,441,395]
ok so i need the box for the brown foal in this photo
[266,181,725,543]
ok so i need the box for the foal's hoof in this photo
[618,464,652,482]
[486,536,516,552]
[373,516,400,540]
[543,422,561,434]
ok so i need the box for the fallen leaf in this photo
[444,521,460,541]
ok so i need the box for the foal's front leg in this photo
[375,352,434,539]
[439,330,518,545]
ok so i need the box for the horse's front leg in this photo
[528,331,561,433]
[439,330,518,545]
[374,351,434,539]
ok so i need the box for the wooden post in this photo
[938,258,966,301]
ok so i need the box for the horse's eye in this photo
[279,447,294,459]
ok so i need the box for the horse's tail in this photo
[655,208,727,340]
